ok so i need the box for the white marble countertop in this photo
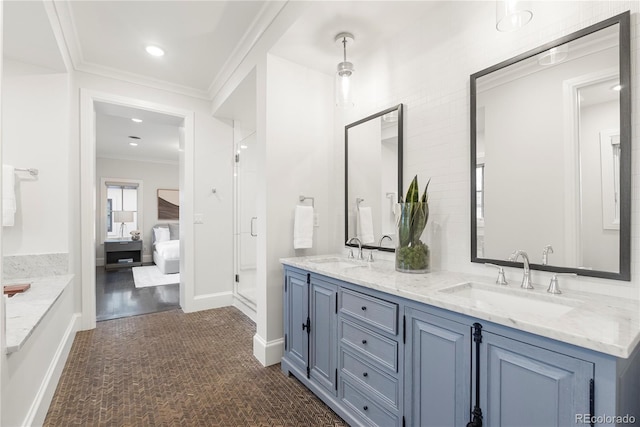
[281,254,640,359]
[4,274,74,354]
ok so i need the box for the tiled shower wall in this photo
[333,1,639,295]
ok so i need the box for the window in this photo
[106,183,139,239]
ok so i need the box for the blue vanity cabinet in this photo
[283,269,308,372]
[479,330,593,427]
[404,307,471,427]
[283,268,341,404]
[309,277,338,395]
[338,287,401,426]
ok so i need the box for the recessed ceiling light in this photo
[145,45,165,57]
[129,142,138,147]
[131,118,142,123]
[611,84,622,91]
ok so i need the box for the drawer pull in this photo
[363,405,368,411]
[362,372,368,377]
[361,306,367,311]
[361,339,367,344]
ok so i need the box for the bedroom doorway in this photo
[93,101,183,322]
[234,125,257,310]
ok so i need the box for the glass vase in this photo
[395,202,431,273]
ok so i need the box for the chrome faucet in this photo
[367,235,393,262]
[347,237,364,260]
[542,245,554,265]
[511,250,534,289]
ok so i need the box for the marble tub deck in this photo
[4,274,74,354]
[281,254,640,359]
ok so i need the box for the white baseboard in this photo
[184,291,234,313]
[25,313,81,427]
[253,333,284,367]
[96,257,104,267]
[232,296,256,322]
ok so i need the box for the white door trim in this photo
[80,89,195,330]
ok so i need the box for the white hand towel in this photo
[294,205,314,249]
[357,206,375,244]
[2,165,16,227]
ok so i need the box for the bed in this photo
[152,223,180,274]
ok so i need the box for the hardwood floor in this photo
[96,265,180,322]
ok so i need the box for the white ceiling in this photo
[5,0,440,161]
[95,102,182,164]
[270,1,437,76]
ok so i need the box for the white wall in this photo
[332,1,639,296]
[95,158,179,263]
[254,53,333,363]
[2,59,69,256]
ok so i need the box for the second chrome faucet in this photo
[510,250,534,289]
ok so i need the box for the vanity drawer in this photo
[341,378,398,427]
[341,349,398,408]
[340,319,398,372]
[341,289,398,335]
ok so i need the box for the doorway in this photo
[80,90,195,330]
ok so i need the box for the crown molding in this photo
[207,1,288,100]
[75,61,211,100]
[49,0,84,70]
[97,154,179,167]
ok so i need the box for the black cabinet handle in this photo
[363,372,368,377]
[363,406,368,411]
[361,306,367,311]
[361,339,367,344]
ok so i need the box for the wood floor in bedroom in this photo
[96,266,180,321]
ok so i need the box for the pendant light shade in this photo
[335,32,355,108]
[496,0,533,32]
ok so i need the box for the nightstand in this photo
[104,239,143,270]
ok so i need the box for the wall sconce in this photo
[335,32,355,108]
[496,0,533,32]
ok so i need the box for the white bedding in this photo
[155,240,180,260]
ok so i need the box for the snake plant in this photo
[396,175,431,272]
[398,175,430,247]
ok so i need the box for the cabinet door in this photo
[404,308,471,427]
[310,278,338,395]
[480,331,593,427]
[284,271,308,371]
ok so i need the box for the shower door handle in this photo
[250,217,257,237]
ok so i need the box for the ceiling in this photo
[5,0,438,161]
[95,103,182,164]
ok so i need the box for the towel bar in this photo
[299,195,314,207]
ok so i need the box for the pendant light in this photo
[496,0,533,32]
[335,32,355,108]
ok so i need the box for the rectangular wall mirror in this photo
[345,104,403,252]
[470,11,631,280]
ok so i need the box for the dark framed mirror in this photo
[471,11,631,281]
[345,104,403,252]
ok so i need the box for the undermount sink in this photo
[308,257,365,269]
[439,282,581,318]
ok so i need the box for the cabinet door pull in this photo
[362,372,368,377]
[361,306,367,311]
[363,406,368,411]
[361,339,367,344]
